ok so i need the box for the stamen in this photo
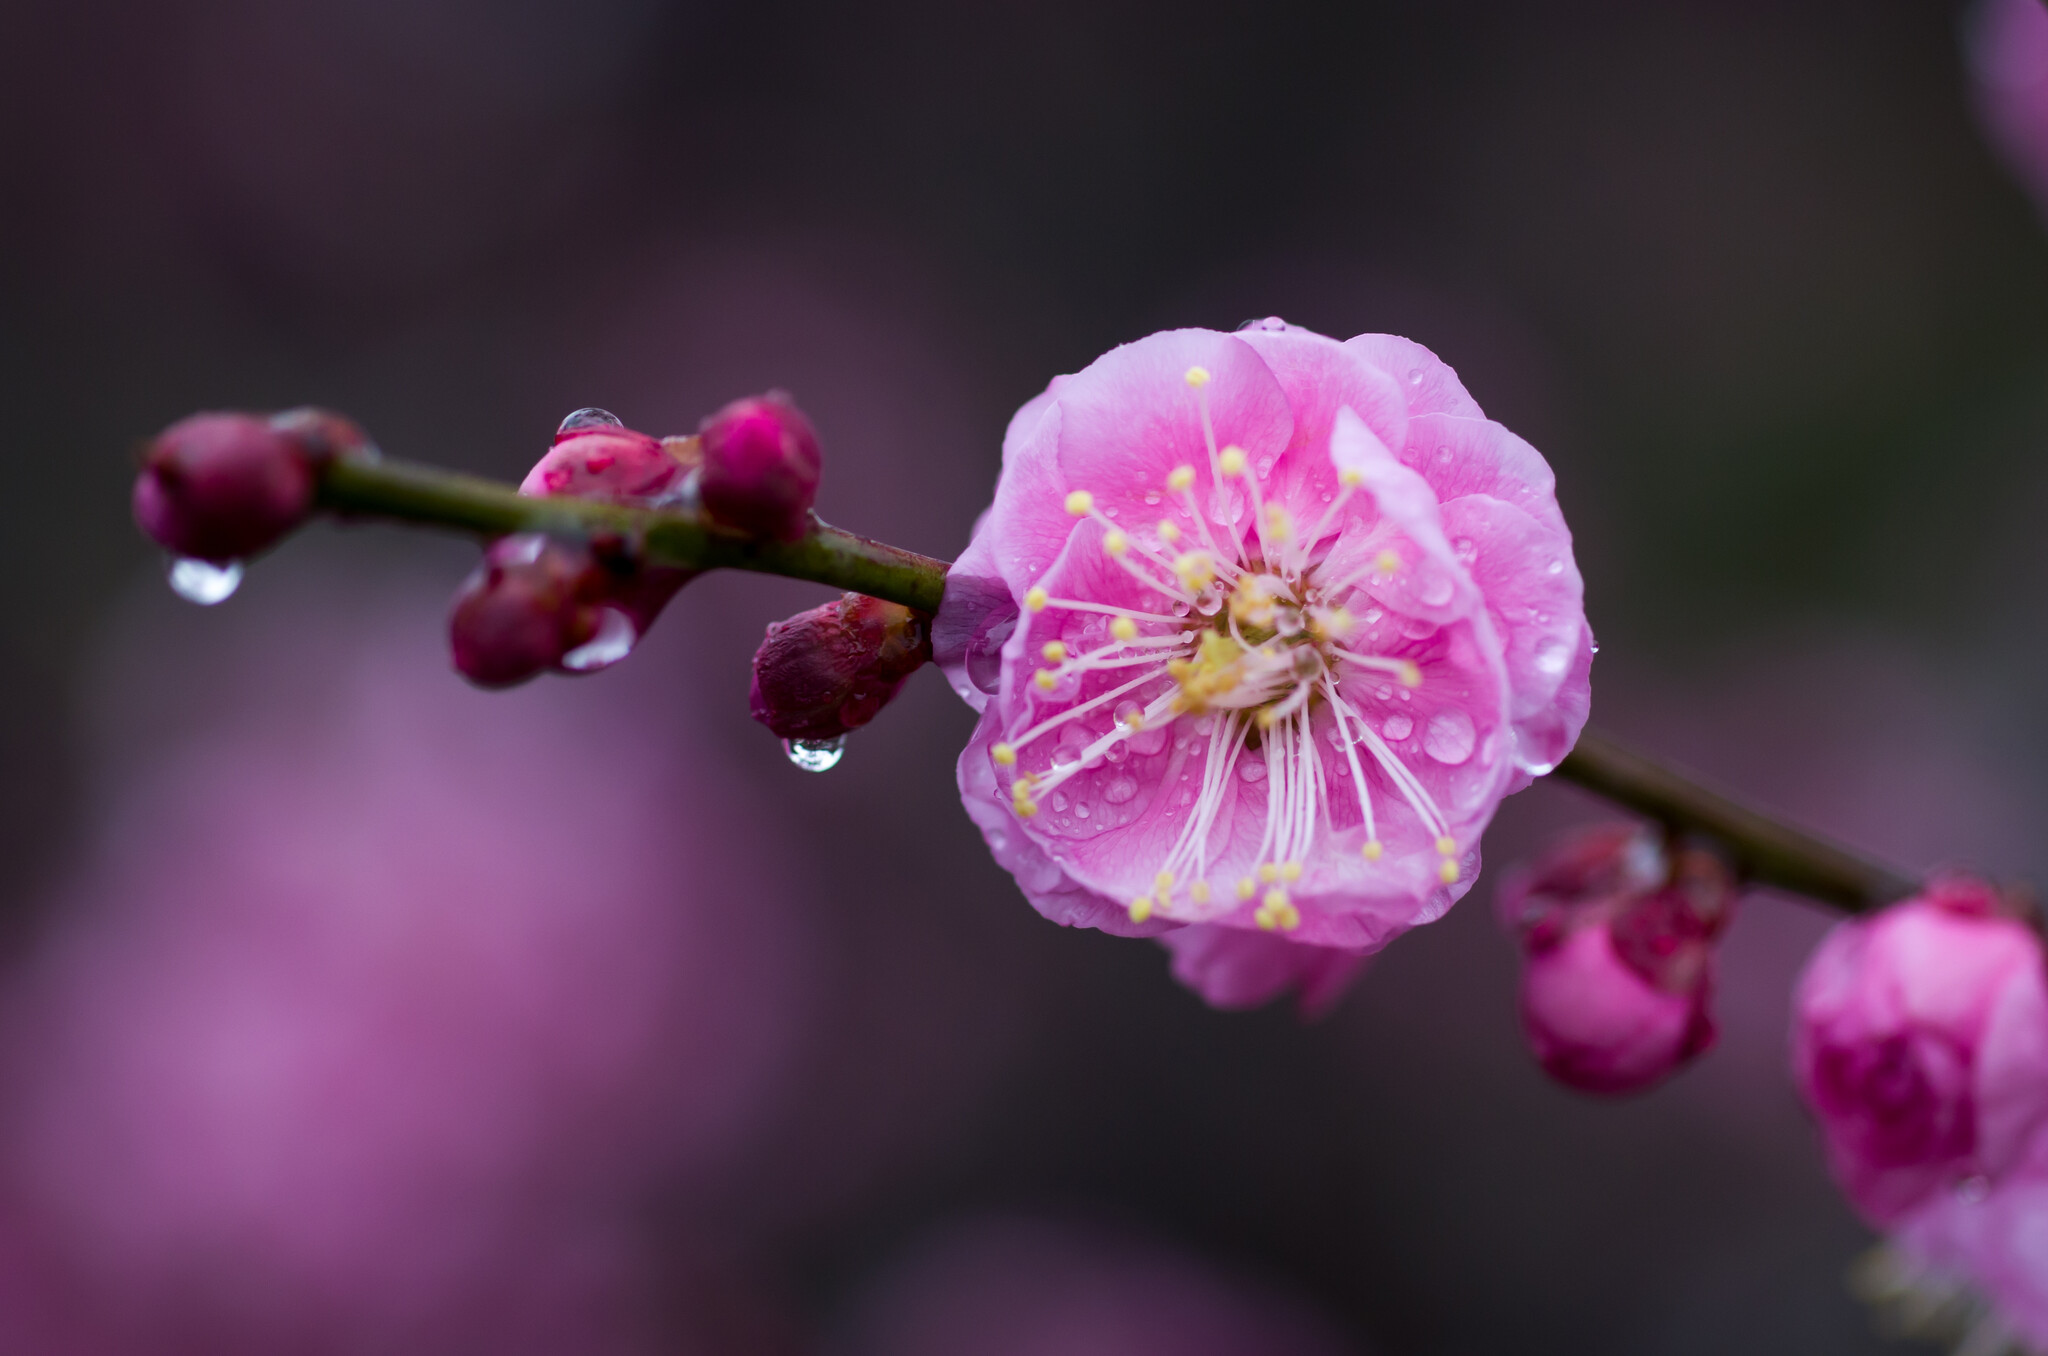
[1042,641,1067,662]
[1333,649,1422,688]
[1065,490,1094,516]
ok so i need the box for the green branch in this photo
[311,454,1920,913]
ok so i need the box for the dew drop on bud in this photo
[782,735,846,772]
[559,608,636,672]
[167,557,243,606]
[556,407,625,438]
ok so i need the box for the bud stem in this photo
[312,453,1918,912]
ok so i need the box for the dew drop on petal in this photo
[1073,801,1091,819]
[1382,713,1414,741]
[1546,558,1565,576]
[1103,775,1139,804]
[1423,710,1476,765]
[560,608,637,672]
[782,735,846,772]
[1436,445,1452,465]
[557,406,624,437]
[1534,637,1571,678]
[1452,537,1477,565]
[167,557,243,605]
[1104,742,1128,764]
[1052,792,1070,811]
[1408,369,1425,387]
[1418,571,1454,607]
[1237,758,1267,783]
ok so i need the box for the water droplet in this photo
[1143,490,1162,505]
[1073,801,1091,819]
[1104,505,1119,518]
[167,557,243,605]
[1452,537,1477,565]
[557,407,623,437]
[1382,713,1414,741]
[782,735,846,771]
[1436,445,1452,464]
[561,608,637,672]
[1103,775,1139,804]
[1238,316,1291,332]
[1237,758,1267,783]
[1129,723,1169,756]
[1104,742,1128,764]
[1256,456,1274,477]
[1533,638,1571,678]
[1407,368,1425,387]
[1423,710,1476,765]
[1400,614,1438,640]
[1320,491,1333,503]
[1545,558,1565,576]
[1955,1174,1991,1204]
[1051,792,1070,811]
[1418,571,1454,607]
[1589,642,1601,656]
[1114,700,1143,726]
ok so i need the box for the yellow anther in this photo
[1033,670,1057,692]
[992,743,1017,765]
[1172,551,1215,590]
[1155,871,1175,896]
[1190,881,1212,904]
[1263,505,1293,541]
[1280,861,1303,882]
[1439,859,1461,885]
[1111,617,1138,643]
[1263,888,1289,913]
[1025,586,1049,612]
[1167,466,1196,493]
[1103,529,1129,556]
[1236,877,1257,901]
[1120,705,1145,730]
[1184,366,1211,388]
[1158,520,1182,543]
[1041,641,1067,663]
[1399,661,1422,689]
[1362,839,1384,861]
[1258,862,1279,884]
[1014,798,1039,818]
[1376,549,1401,574]
[1436,835,1457,856]
[1338,466,1366,488]
[1217,446,1247,477]
[1255,905,1278,931]
[1064,489,1094,516]
[1128,896,1154,923]
[1276,901,1301,931]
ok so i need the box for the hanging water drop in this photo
[167,557,243,606]
[557,407,624,438]
[782,735,847,772]
[561,608,637,672]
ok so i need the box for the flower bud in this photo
[448,534,689,689]
[750,593,931,740]
[1501,824,1736,1095]
[1792,876,2048,1225]
[697,393,822,541]
[519,427,689,502]
[133,412,321,562]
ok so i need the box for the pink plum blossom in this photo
[1500,824,1734,1094]
[935,322,1589,1001]
[1966,0,2048,222]
[1792,878,2048,1227]
[827,1214,1356,1356]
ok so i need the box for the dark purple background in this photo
[0,0,2042,1351]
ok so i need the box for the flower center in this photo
[993,365,1461,932]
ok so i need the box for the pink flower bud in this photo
[132,412,320,562]
[697,393,822,541]
[1501,824,1735,1095]
[519,427,690,502]
[448,535,608,689]
[749,593,930,741]
[1792,877,2048,1225]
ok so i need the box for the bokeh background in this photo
[0,0,2041,1350]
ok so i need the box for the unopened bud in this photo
[520,426,690,502]
[448,533,691,689]
[133,412,328,562]
[1500,824,1737,1095]
[698,392,822,541]
[749,593,931,740]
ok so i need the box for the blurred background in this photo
[0,0,2041,1350]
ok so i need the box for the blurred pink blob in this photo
[1499,825,1733,1095]
[1157,924,1367,1016]
[1967,0,2048,221]
[1891,1144,2048,1351]
[1792,879,2048,1227]
[828,1215,1358,1356]
[0,591,809,1351]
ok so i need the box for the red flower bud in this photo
[448,534,690,689]
[519,427,689,503]
[133,412,323,562]
[749,593,931,740]
[698,393,822,541]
